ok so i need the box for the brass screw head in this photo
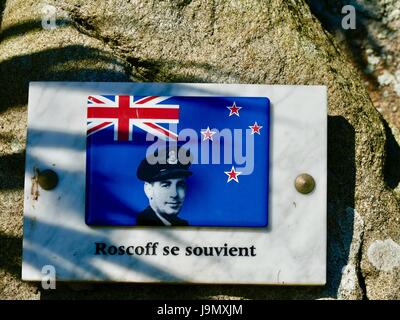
[37,169,59,190]
[295,173,315,194]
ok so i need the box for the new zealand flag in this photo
[85,95,270,227]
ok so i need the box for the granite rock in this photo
[1,0,399,299]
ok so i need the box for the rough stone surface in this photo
[308,0,400,165]
[337,208,364,300]
[1,0,399,299]
[367,239,400,272]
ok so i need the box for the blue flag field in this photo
[85,95,270,227]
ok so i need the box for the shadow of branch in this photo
[0,19,70,43]
[0,0,6,26]
[0,44,131,114]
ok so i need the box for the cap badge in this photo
[167,150,178,164]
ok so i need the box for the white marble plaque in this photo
[22,82,327,284]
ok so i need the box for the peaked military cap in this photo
[137,146,192,182]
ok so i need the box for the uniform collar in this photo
[154,210,172,226]
[148,205,173,226]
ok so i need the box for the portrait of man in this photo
[136,147,192,226]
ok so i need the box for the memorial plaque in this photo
[22,83,327,284]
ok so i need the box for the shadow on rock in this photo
[0,19,70,43]
[326,115,359,297]
[0,43,131,114]
[0,0,6,25]
[0,232,23,278]
[383,118,400,189]
[307,0,386,89]
[0,151,25,191]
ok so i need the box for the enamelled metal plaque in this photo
[22,82,327,284]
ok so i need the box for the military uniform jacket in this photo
[136,206,189,226]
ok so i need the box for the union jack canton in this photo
[87,95,179,141]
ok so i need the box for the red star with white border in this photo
[201,126,217,141]
[249,122,263,135]
[227,102,242,117]
[224,166,242,183]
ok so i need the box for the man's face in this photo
[146,178,187,216]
